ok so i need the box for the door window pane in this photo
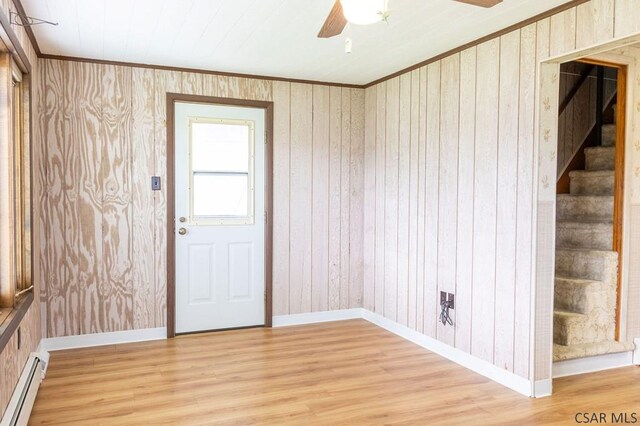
[193,173,249,217]
[191,122,249,172]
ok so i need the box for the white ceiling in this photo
[22,0,573,85]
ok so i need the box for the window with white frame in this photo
[189,117,255,225]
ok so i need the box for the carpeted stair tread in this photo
[556,194,613,222]
[585,146,615,171]
[556,221,612,250]
[569,170,614,196]
[553,340,634,362]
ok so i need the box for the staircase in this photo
[553,106,635,362]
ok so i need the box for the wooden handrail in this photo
[558,64,595,116]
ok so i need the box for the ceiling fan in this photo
[318,0,503,38]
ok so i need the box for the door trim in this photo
[166,93,274,338]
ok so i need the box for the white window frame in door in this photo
[188,117,256,226]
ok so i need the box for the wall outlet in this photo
[447,293,455,310]
[440,291,447,305]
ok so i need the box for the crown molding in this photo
[14,0,591,89]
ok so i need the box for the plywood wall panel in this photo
[614,0,640,37]
[374,82,387,315]
[131,68,157,329]
[43,60,67,338]
[494,31,521,372]
[436,54,460,346]
[471,39,500,364]
[72,61,104,335]
[384,78,399,322]
[397,73,411,326]
[340,89,352,310]
[40,59,365,335]
[416,66,427,334]
[288,83,313,314]
[575,0,614,49]
[536,18,551,62]
[349,88,365,309]
[407,70,420,330]
[311,85,330,313]
[271,81,291,316]
[454,47,476,354]
[181,72,203,95]
[549,9,576,57]
[101,65,133,332]
[513,23,537,380]
[328,86,342,311]
[363,87,377,312]
[424,63,441,338]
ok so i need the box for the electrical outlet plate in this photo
[447,293,455,310]
[440,291,447,305]
[151,176,161,191]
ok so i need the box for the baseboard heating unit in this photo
[1,354,43,426]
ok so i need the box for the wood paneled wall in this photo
[38,61,365,337]
[0,0,42,418]
[363,0,640,381]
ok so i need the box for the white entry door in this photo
[175,102,265,334]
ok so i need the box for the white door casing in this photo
[175,102,266,333]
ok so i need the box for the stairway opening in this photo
[553,60,634,363]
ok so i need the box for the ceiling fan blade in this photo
[318,0,347,38]
[453,0,503,7]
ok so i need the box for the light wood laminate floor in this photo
[30,319,640,425]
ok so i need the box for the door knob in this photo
[178,227,187,235]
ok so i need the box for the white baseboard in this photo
[360,310,533,397]
[38,311,537,398]
[634,338,640,365]
[272,308,364,327]
[553,351,634,378]
[39,327,167,352]
[533,379,552,397]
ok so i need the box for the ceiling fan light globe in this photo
[341,0,388,25]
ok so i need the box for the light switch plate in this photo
[151,176,161,191]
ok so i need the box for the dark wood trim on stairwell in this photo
[558,64,595,116]
[15,0,590,89]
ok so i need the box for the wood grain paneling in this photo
[271,81,290,316]
[513,23,537,380]
[312,85,329,313]
[362,87,376,312]
[454,47,476,354]
[131,68,156,329]
[424,63,440,338]
[101,65,133,332]
[384,78,399,322]
[39,60,365,334]
[349,88,365,309]
[359,0,640,378]
[328,86,342,311]
[31,0,640,394]
[436,54,460,347]
[494,31,520,372]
